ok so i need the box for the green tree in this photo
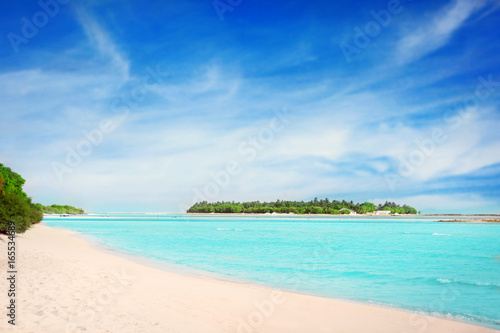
[187,198,418,217]
[42,204,84,214]
[0,163,42,234]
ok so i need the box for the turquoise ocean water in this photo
[44,214,500,329]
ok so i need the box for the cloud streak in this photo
[1,0,499,213]
[396,0,490,64]
[74,6,130,82]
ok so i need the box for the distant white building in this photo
[340,208,357,215]
[374,210,391,215]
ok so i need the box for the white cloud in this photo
[2,3,499,213]
[10,71,499,213]
[372,194,495,213]
[396,0,491,64]
[74,6,130,82]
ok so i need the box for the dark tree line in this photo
[187,198,417,215]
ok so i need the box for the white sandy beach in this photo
[0,224,497,333]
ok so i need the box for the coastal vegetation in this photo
[38,204,85,215]
[0,163,85,234]
[0,163,43,233]
[187,199,417,215]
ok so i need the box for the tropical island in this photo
[187,199,418,215]
[39,204,85,215]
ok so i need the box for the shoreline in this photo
[437,219,500,223]
[44,212,500,220]
[1,224,498,332]
[186,213,500,221]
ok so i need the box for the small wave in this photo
[446,313,500,328]
[217,228,242,231]
[432,233,451,236]
[436,278,500,287]
[472,281,498,287]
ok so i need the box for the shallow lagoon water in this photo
[44,214,500,329]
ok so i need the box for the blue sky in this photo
[1,0,499,213]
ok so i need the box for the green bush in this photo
[0,163,43,234]
[0,190,42,234]
[187,199,418,216]
[42,204,85,214]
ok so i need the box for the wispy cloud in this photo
[74,6,130,82]
[396,0,491,64]
[1,1,500,213]
[372,194,496,214]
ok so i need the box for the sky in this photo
[1,0,499,213]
